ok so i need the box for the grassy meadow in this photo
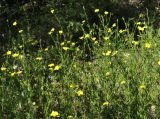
[1,8,160,119]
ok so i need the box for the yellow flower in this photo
[67,115,73,118]
[107,28,112,33]
[12,53,19,58]
[105,51,111,56]
[44,47,48,51]
[92,37,96,41]
[112,51,118,56]
[18,30,23,33]
[94,9,99,13]
[69,84,75,88]
[112,23,116,27]
[79,36,84,40]
[48,63,54,67]
[50,111,60,117]
[60,42,65,46]
[84,34,90,38]
[94,41,98,44]
[1,67,6,71]
[102,101,109,106]
[139,84,146,89]
[82,20,85,23]
[6,51,12,55]
[136,22,142,25]
[17,70,22,74]
[50,28,55,32]
[59,30,63,34]
[54,65,61,70]
[77,90,84,96]
[48,31,52,35]
[119,29,126,33]
[36,57,42,60]
[71,42,75,46]
[120,80,126,85]
[103,36,109,41]
[158,60,160,65]
[106,72,110,76]
[145,43,151,48]
[104,11,109,15]
[137,26,145,31]
[13,21,17,26]
[11,72,16,77]
[132,41,139,45]
[50,9,54,14]
[62,47,69,51]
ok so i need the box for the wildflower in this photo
[92,37,96,41]
[84,34,90,38]
[132,41,139,45]
[76,48,80,51]
[94,41,98,44]
[11,72,16,77]
[77,90,84,96]
[94,9,99,13]
[120,80,126,85]
[105,51,111,56]
[36,57,42,61]
[104,11,109,15]
[54,65,61,70]
[6,51,12,55]
[18,30,23,33]
[145,43,151,48]
[119,29,126,33]
[136,22,142,25]
[69,84,75,88]
[1,67,6,71]
[44,47,48,51]
[107,28,112,33]
[137,26,145,31]
[68,115,73,118]
[82,20,85,23]
[62,47,69,51]
[50,111,60,117]
[112,51,118,56]
[158,60,160,65]
[17,70,22,74]
[60,42,65,46]
[19,55,24,59]
[13,21,17,26]
[48,31,52,35]
[102,101,109,106]
[108,61,111,64]
[50,9,54,14]
[79,36,84,40]
[139,84,146,89]
[71,42,75,46]
[112,23,116,27]
[48,63,54,67]
[103,36,109,41]
[59,30,63,34]
[106,72,110,76]
[50,28,55,32]
[12,53,19,58]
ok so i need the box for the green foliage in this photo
[0,0,160,118]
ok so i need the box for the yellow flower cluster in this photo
[50,111,60,117]
[77,90,84,96]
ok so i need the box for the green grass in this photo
[1,9,160,119]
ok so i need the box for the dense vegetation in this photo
[0,0,160,118]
